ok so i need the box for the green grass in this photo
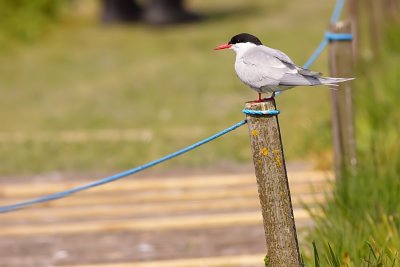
[0,0,335,175]
[0,0,63,44]
[303,20,400,266]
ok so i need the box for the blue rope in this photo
[301,0,348,69]
[325,32,353,41]
[330,0,346,24]
[0,120,247,213]
[242,109,280,116]
[301,33,352,70]
[302,38,329,69]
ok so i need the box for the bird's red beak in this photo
[214,43,232,50]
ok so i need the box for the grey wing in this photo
[259,45,295,64]
[258,45,324,87]
[239,47,297,88]
[278,73,321,86]
[279,66,323,86]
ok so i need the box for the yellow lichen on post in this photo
[272,149,282,167]
[261,147,268,156]
[275,156,282,168]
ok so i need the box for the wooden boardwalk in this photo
[0,171,332,267]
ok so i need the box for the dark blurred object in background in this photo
[144,0,200,24]
[101,0,200,25]
[101,0,142,23]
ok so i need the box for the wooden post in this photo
[244,100,301,267]
[347,0,359,59]
[385,0,399,18]
[367,0,384,56]
[329,21,357,178]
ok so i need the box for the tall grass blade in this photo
[312,241,320,267]
[327,243,341,267]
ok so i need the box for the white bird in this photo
[214,33,353,102]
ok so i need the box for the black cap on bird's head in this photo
[228,33,262,45]
[214,33,262,50]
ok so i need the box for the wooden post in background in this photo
[369,0,384,55]
[329,21,357,178]
[385,0,400,18]
[347,0,359,59]
[244,100,301,267]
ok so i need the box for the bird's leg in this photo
[250,93,263,103]
[262,92,275,101]
[247,93,267,103]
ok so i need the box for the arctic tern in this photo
[214,33,353,101]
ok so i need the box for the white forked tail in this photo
[318,76,355,86]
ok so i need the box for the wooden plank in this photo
[0,193,328,222]
[1,182,331,208]
[0,209,311,236]
[0,172,332,197]
[62,253,266,267]
[0,174,253,197]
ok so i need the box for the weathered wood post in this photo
[368,0,384,55]
[347,0,359,59]
[244,99,302,267]
[328,21,357,178]
[385,0,400,18]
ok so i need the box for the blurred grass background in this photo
[2,1,400,265]
[0,0,335,175]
